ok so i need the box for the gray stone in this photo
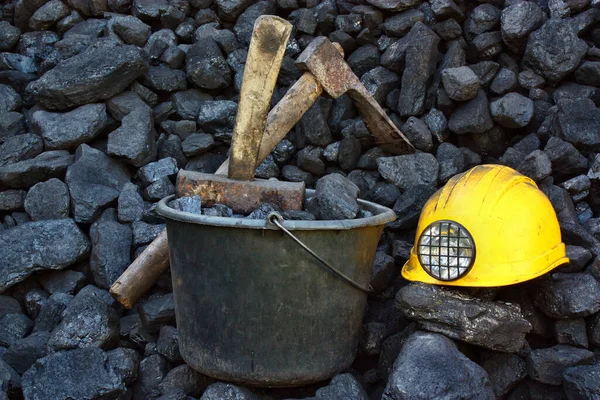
[91,220,132,289]
[29,0,70,30]
[448,90,493,134]
[118,182,145,222]
[397,23,440,117]
[534,273,600,318]
[396,283,531,352]
[66,145,131,223]
[361,66,400,106]
[159,364,213,398]
[297,102,332,147]
[107,15,151,47]
[501,2,544,53]
[186,38,231,90]
[0,112,25,139]
[197,100,237,133]
[563,364,600,399]
[555,318,588,347]
[137,157,179,186]
[27,42,147,110]
[490,68,518,95]
[402,117,433,152]
[382,331,495,400]
[544,137,588,182]
[490,92,534,128]
[156,325,181,362]
[517,150,552,182]
[200,382,257,400]
[172,89,213,121]
[0,190,24,211]
[3,331,50,374]
[143,176,174,201]
[24,178,70,220]
[106,91,148,121]
[48,288,119,350]
[22,347,128,400]
[0,219,89,292]
[108,106,157,167]
[523,18,588,83]
[39,269,86,295]
[181,133,215,157]
[480,352,527,397]
[170,196,202,214]
[441,66,480,101]
[307,173,360,220]
[0,134,43,168]
[0,313,33,347]
[0,22,20,52]
[133,221,165,247]
[32,103,108,150]
[554,99,600,153]
[0,84,21,115]
[437,142,465,182]
[347,45,380,78]
[527,345,594,385]
[377,153,439,189]
[142,65,187,92]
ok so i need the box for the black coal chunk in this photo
[396,283,531,352]
[526,345,594,385]
[27,41,148,110]
[139,293,176,333]
[0,150,74,189]
[24,178,70,220]
[0,134,43,168]
[448,90,493,134]
[3,331,50,374]
[186,38,232,90]
[377,153,439,189]
[0,313,33,347]
[0,219,89,292]
[307,173,360,220]
[90,219,132,289]
[383,331,495,399]
[563,364,600,400]
[533,273,600,318]
[554,99,600,153]
[480,352,527,398]
[107,106,158,167]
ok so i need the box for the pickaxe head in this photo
[295,37,359,99]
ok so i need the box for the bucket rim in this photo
[156,190,397,231]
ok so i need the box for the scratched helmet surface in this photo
[402,164,569,287]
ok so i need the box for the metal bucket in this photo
[156,190,396,387]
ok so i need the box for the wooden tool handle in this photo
[228,15,292,181]
[109,229,169,309]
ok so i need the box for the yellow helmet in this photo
[402,164,569,287]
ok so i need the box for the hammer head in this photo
[295,37,358,99]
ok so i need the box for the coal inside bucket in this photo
[156,190,396,387]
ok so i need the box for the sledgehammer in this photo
[110,37,415,309]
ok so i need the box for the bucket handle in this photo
[267,212,373,294]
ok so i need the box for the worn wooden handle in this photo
[228,15,292,181]
[110,229,169,309]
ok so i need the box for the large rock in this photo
[65,145,131,223]
[500,1,544,53]
[90,220,132,289]
[563,364,600,399]
[24,178,70,220]
[307,173,360,220]
[48,288,119,351]
[185,38,232,90]
[523,18,588,83]
[397,22,440,117]
[22,347,128,400]
[382,331,495,400]
[490,92,534,128]
[27,41,147,110]
[526,345,594,385]
[32,103,108,150]
[533,273,600,318]
[448,90,494,134]
[554,99,600,153]
[0,219,90,292]
[0,134,43,168]
[377,153,439,189]
[107,106,157,167]
[0,150,73,189]
[396,283,531,352]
